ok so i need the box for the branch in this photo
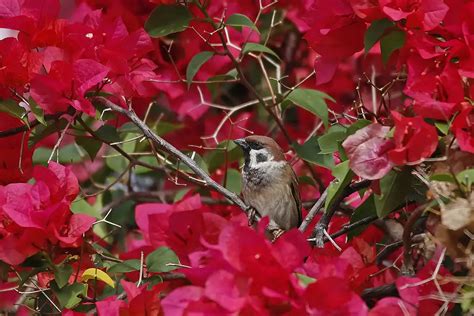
[361,283,398,305]
[299,187,328,232]
[376,240,403,264]
[324,214,379,242]
[94,97,251,215]
[310,180,371,247]
[0,111,70,138]
[0,120,39,138]
[402,204,427,276]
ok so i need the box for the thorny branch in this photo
[94,96,253,216]
[310,180,371,247]
[299,187,329,232]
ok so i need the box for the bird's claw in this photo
[271,229,285,242]
[247,207,257,226]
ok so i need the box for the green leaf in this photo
[54,265,73,289]
[71,198,101,218]
[95,125,120,143]
[286,88,334,128]
[118,122,141,134]
[457,169,474,189]
[346,119,372,136]
[225,168,242,195]
[186,51,214,88]
[430,173,455,182]
[76,136,102,161]
[226,13,259,32]
[29,98,46,125]
[325,161,354,210]
[375,168,413,217]
[108,259,141,273]
[242,42,280,60]
[348,195,376,239]
[146,275,164,289]
[380,29,406,63]
[33,144,84,164]
[155,121,184,136]
[364,19,395,53]
[173,188,190,203]
[178,151,209,174]
[20,253,50,269]
[204,140,241,173]
[145,4,192,37]
[295,273,316,287]
[134,156,160,174]
[318,125,347,154]
[434,121,449,135]
[0,99,26,120]
[105,155,128,173]
[293,137,334,169]
[146,247,180,273]
[52,282,88,309]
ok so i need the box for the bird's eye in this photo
[256,153,267,163]
[249,142,263,150]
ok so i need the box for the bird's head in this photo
[233,135,286,171]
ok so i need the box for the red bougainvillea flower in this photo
[0,162,94,265]
[0,37,42,96]
[342,124,395,180]
[304,0,366,84]
[452,103,474,153]
[304,277,368,315]
[157,222,310,315]
[404,57,461,120]
[0,113,33,184]
[30,59,109,116]
[369,297,416,315]
[96,280,165,315]
[349,0,384,22]
[0,0,60,34]
[387,112,438,165]
[379,0,449,31]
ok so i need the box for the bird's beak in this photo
[233,138,249,150]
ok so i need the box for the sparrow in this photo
[233,135,302,239]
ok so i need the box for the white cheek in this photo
[249,149,273,168]
[247,149,286,179]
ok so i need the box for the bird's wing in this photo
[289,168,302,226]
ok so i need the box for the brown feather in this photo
[238,135,302,231]
[244,135,286,161]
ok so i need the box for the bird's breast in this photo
[241,163,299,230]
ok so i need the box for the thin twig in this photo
[325,215,379,241]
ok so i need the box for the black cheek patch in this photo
[256,153,267,163]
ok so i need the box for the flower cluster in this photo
[0,162,94,265]
[0,0,471,314]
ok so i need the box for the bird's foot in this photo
[271,229,285,242]
[247,207,257,226]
